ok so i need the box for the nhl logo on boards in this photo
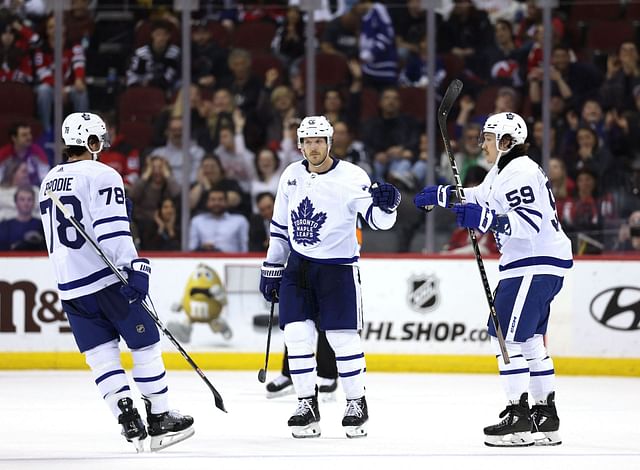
[407,274,440,313]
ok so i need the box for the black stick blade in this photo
[258,368,266,383]
[438,79,463,124]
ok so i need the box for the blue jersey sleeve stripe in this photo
[514,209,540,232]
[96,231,132,243]
[365,204,382,230]
[271,232,288,241]
[271,220,287,230]
[58,266,115,291]
[516,206,542,218]
[93,216,129,228]
[499,256,573,271]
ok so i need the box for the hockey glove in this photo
[260,262,284,303]
[370,182,401,213]
[413,185,453,211]
[121,258,151,303]
[452,203,494,234]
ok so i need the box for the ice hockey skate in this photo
[288,389,321,438]
[318,377,337,402]
[484,393,534,447]
[342,396,368,438]
[531,392,562,446]
[266,375,294,399]
[117,398,147,453]
[143,398,194,451]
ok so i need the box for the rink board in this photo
[1,253,639,375]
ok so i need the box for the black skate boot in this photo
[531,392,562,446]
[484,393,534,447]
[117,397,147,453]
[143,397,195,451]
[266,374,294,399]
[288,388,321,438]
[342,396,368,438]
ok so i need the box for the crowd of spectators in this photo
[0,0,639,255]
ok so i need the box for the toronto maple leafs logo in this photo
[291,197,327,246]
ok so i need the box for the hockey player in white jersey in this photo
[38,112,194,452]
[259,116,400,438]
[414,112,572,447]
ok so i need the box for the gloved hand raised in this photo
[260,262,284,303]
[452,203,495,233]
[121,258,151,303]
[413,185,453,211]
[370,182,401,213]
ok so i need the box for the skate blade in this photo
[485,431,534,447]
[149,426,195,452]
[291,422,321,438]
[266,386,295,399]
[344,422,368,438]
[128,436,145,453]
[533,431,562,446]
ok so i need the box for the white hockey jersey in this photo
[464,155,573,280]
[39,160,138,300]
[266,159,396,265]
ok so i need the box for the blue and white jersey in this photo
[39,160,137,300]
[464,155,573,280]
[266,158,396,265]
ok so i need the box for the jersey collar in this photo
[302,157,339,175]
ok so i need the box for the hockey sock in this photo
[131,342,169,414]
[84,339,132,419]
[284,320,317,398]
[326,330,366,400]
[522,334,555,403]
[492,337,529,402]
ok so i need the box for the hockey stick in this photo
[257,295,277,383]
[437,79,510,364]
[45,190,228,412]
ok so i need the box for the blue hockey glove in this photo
[121,258,151,303]
[413,185,453,211]
[452,203,495,233]
[370,182,401,213]
[260,262,284,303]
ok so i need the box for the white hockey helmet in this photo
[297,115,333,150]
[482,112,527,155]
[62,112,110,159]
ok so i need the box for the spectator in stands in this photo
[360,86,420,184]
[398,35,446,90]
[214,110,255,192]
[527,119,558,165]
[473,0,525,24]
[151,116,205,184]
[355,1,398,90]
[455,86,519,137]
[250,147,280,214]
[126,19,180,93]
[99,112,140,191]
[0,16,33,83]
[320,7,359,59]
[217,48,262,116]
[391,0,446,59]
[257,84,299,150]
[548,156,574,222]
[601,41,640,114]
[0,185,44,251]
[63,0,95,48]
[152,84,209,147]
[188,187,248,252]
[0,121,48,185]
[249,191,274,252]
[278,116,303,167]
[271,6,305,72]
[141,197,181,251]
[331,120,372,178]
[564,125,614,192]
[198,87,235,151]
[129,155,180,247]
[439,122,489,185]
[0,160,39,221]
[440,0,493,80]
[191,18,229,90]
[481,19,527,89]
[320,60,363,130]
[614,210,640,252]
[34,14,89,133]
[189,154,247,217]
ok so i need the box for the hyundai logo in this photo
[589,287,640,331]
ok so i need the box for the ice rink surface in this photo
[1,370,639,470]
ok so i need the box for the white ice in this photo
[1,370,639,470]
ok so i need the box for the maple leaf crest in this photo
[290,197,327,246]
